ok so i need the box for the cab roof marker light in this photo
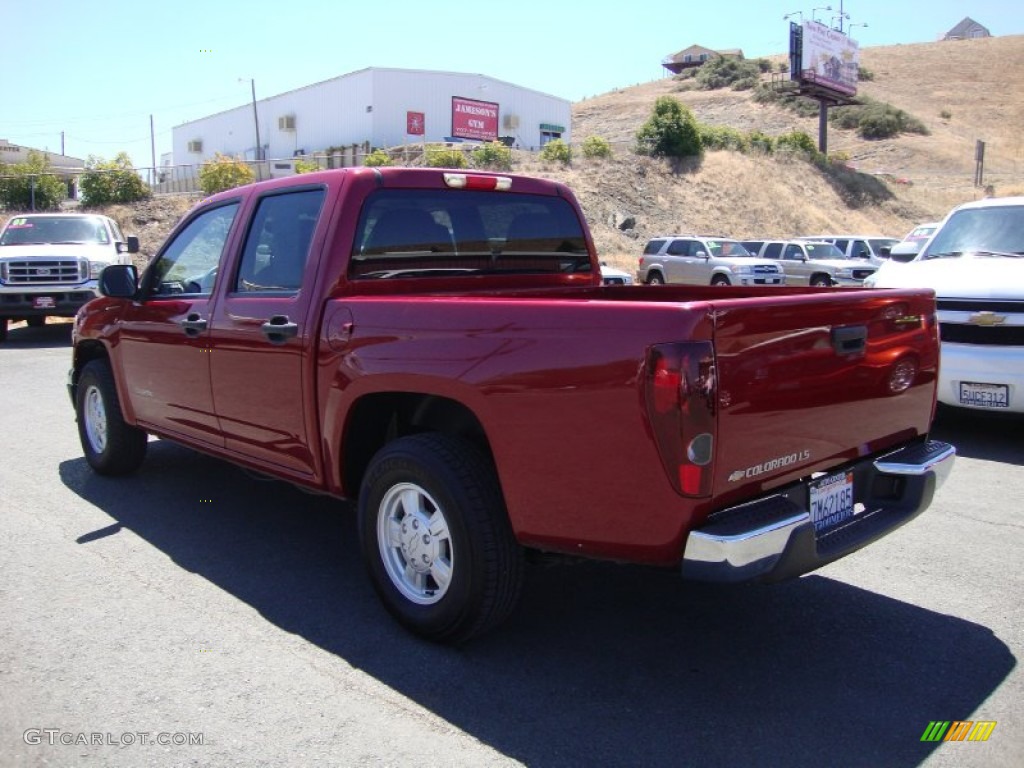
[443,173,512,191]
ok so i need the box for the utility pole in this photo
[250,78,262,180]
[61,131,65,156]
[150,114,157,187]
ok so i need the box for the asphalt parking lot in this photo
[1,322,1020,767]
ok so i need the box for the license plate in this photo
[959,381,1009,408]
[33,296,56,309]
[810,471,854,533]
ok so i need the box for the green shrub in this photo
[831,98,930,139]
[694,56,764,91]
[857,66,875,81]
[698,124,750,152]
[635,96,702,158]
[471,141,512,170]
[776,130,820,156]
[198,153,255,195]
[857,105,902,139]
[940,109,952,120]
[363,149,391,167]
[0,151,67,211]
[539,138,572,165]
[748,130,774,153]
[80,152,150,205]
[581,135,612,159]
[424,145,467,168]
[294,158,320,174]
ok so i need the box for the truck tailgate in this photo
[708,288,939,505]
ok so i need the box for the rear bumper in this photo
[681,440,955,582]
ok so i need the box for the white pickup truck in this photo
[865,196,1024,412]
[0,213,138,341]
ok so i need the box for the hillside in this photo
[2,35,1021,280]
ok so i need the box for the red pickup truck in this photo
[69,167,954,642]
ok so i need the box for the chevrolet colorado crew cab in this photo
[0,213,139,341]
[69,167,954,642]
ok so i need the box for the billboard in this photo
[790,20,859,98]
[451,97,499,142]
[406,111,425,136]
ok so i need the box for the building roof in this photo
[944,17,990,39]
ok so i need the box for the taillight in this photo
[443,173,512,191]
[644,342,716,497]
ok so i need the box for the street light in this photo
[783,10,803,22]
[812,5,832,22]
[848,22,868,35]
[832,11,850,31]
[239,78,262,177]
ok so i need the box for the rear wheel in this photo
[711,275,731,286]
[645,272,665,286]
[75,359,147,475]
[358,433,524,643]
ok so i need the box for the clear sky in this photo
[3,0,1021,169]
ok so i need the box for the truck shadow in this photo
[931,405,1024,465]
[1,322,73,349]
[59,445,1014,768]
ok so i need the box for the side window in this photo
[832,239,850,255]
[666,239,689,256]
[235,189,325,293]
[644,239,666,255]
[783,244,803,260]
[851,240,870,259]
[149,203,240,297]
[762,242,783,259]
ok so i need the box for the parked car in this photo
[799,235,900,263]
[902,222,941,243]
[639,235,785,286]
[752,240,878,287]
[865,196,1024,412]
[599,262,633,285]
[0,213,139,341]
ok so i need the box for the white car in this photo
[865,196,1024,412]
[599,263,633,285]
[639,235,784,287]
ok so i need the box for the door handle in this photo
[261,314,299,345]
[179,313,208,337]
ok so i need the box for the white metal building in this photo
[171,67,571,168]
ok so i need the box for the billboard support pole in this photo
[818,101,829,154]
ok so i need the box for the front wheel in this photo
[645,272,665,285]
[358,433,524,643]
[711,275,731,286]
[75,359,148,475]
[810,275,832,287]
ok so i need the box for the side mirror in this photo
[694,250,708,259]
[99,264,139,298]
[117,236,140,254]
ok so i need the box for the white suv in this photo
[639,236,785,287]
[865,196,1024,412]
[754,240,877,287]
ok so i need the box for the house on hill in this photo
[662,45,744,74]
[943,17,990,40]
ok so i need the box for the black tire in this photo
[811,274,832,287]
[26,316,46,328]
[358,433,524,643]
[645,272,665,285]
[711,275,731,286]
[75,359,147,475]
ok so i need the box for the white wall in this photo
[171,68,571,166]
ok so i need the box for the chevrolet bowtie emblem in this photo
[968,311,1007,327]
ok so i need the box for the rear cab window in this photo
[349,189,590,279]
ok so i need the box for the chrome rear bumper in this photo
[681,440,955,582]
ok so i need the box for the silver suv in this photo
[753,240,878,287]
[798,235,899,264]
[639,235,785,287]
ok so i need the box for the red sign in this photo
[451,97,499,142]
[406,111,425,136]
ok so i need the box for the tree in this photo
[198,153,255,194]
[0,151,68,211]
[635,97,702,159]
[80,152,150,205]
